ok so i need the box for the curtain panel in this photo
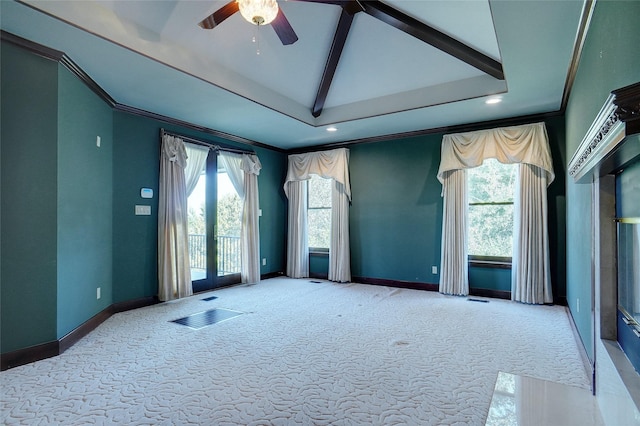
[284,148,351,283]
[437,122,554,304]
[219,151,262,284]
[158,135,193,302]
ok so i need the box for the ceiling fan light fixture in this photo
[238,0,279,26]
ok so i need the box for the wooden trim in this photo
[1,29,64,61]
[59,307,115,353]
[353,276,439,292]
[287,110,563,153]
[568,81,640,182]
[1,296,158,371]
[0,30,285,154]
[112,296,159,313]
[116,104,284,152]
[0,341,59,371]
[60,56,117,107]
[468,288,510,300]
[312,9,353,118]
[261,271,285,280]
[362,1,504,80]
[561,0,596,111]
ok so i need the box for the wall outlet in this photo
[96,136,101,147]
[97,287,101,300]
[262,258,267,266]
[577,298,580,313]
[432,266,438,274]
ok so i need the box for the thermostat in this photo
[140,188,153,199]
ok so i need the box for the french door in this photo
[188,151,242,292]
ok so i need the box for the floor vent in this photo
[468,298,489,303]
[201,296,218,302]
[170,308,242,330]
[310,280,323,284]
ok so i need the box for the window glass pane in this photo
[468,158,517,259]
[468,203,514,257]
[308,209,331,249]
[468,158,517,204]
[308,174,332,249]
[309,175,332,208]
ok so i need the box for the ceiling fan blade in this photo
[361,0,504,80]
[198,1,239,29]
[271,9,298,45]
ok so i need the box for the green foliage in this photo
[468,159,517,258]
[308,175,332,249]
[217,192,242,237]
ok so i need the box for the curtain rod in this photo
[160,129,255,155]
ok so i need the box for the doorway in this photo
[187,150,242,292]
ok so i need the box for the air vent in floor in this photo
[170,308,243,330]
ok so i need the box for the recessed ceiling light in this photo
[485,97,502,105]
[326,126,338,132]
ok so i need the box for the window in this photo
[468,158,517,261]
[308,174,332,250]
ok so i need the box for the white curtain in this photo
[158,135,192,302]
[284,148,351,282]
[219,151,262,284]
[330,180,351,282]
[439,169,469,296]
[241,154,262,284]
[286,180,309,278]
[512,163,553,303]
[437,123,554,303]
[183,143,209,196]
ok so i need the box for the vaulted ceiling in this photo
[0,0,589,150]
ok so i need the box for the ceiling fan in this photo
[198,0,298,45]
[198,0,505,117]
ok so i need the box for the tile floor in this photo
[486,372,604,425]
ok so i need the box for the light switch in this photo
[96,136,101,147]
[135,205,151,215]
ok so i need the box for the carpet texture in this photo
[1,278,590,425]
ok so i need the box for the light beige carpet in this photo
[1,278,589,425]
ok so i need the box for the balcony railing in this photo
[188,234,241,276]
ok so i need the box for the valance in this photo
[437,122,554,185]
[242,154,262,176]
[284,148,351,200]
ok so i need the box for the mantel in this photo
[568,81,640,183]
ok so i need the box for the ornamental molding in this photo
[568,82,640,183]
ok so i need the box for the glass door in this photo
[187,151,242,292]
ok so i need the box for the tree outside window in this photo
[468,158,517,260]
[308,174,331,250]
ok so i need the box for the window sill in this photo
[469,259,512,269]
[309,250,329,256]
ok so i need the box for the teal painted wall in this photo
[346,117,566,297]
[1,42,59,352]
[112,112,288,303]
[565,0,640,361]
[111,112,161,303]
[1,41,287,355]
[57,66,114,338]
[253,147,287,276]
[349,135,443,284]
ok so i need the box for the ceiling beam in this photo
[361,1,505,81]
[312,8,354,118]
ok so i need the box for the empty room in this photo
[1,0,639,424]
